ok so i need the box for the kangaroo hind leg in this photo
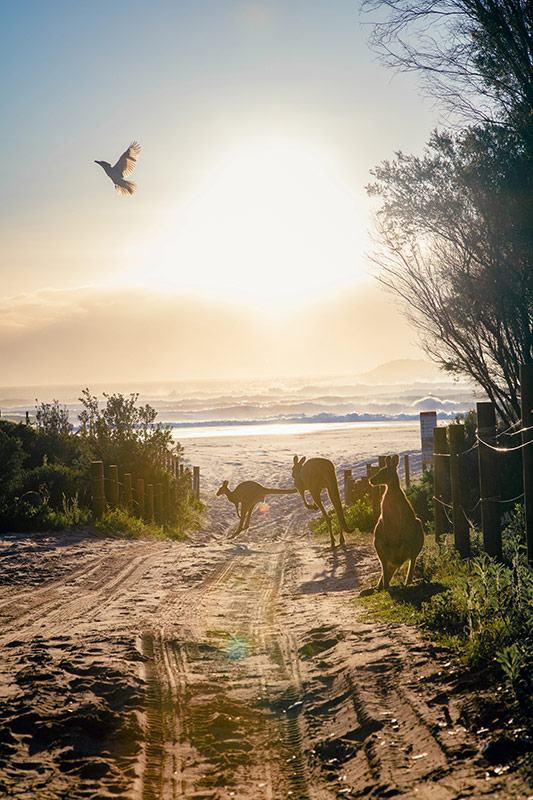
[243,503,256,530]
[313,492,336,549]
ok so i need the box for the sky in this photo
[0,0,438,386]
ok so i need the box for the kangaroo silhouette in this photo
[291,455,354,548]
[369,454,424,590]
[216,480,296,537]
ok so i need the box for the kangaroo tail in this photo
[264,487,298,495]
[329,480,355,533]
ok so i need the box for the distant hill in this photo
[356,359,444,384]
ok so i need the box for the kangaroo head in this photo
[292,455,306,479]
[216,480,229,496]
[369,454,400,486]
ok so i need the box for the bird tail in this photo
[115,179,136,196]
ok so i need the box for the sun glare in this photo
[134,138,369,310]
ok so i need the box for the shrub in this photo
[310,496,374,538]
[406,468,434,533]
[17,463,86,509]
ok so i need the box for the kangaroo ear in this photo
[223,479,228,486]
[293,455,299,465]
[299,456,306,466]
[385,455,391,466]
[392,454,399,467]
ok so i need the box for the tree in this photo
[363,0,533,146]
[77,389,182,481]
[367,125,533,426]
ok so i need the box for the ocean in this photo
[0,373,477,434]
[0,374,477,487]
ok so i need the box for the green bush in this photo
[406,468,434,533]
[310,496,375,538]
[17,462,86,508]
[0,391,201,536]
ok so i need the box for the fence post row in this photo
[476,401,502,560]
[433,426,450,545]
[448,424,471,559]
[124,473,133,513]
[109,465,119,509]
[146,484,154,523]
[520,363,533,564]
[193,466,200,501]
[89,461,200,523]
[91,460,105,519]
[344,469,352,505]
[137,478,145,520]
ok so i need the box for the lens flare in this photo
[224,635,249,661]
[258,503,269,514]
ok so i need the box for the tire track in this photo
[138,526,324,800]
[0,546,161,644]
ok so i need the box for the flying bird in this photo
[95,141,141,195]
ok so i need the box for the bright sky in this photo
[1,0,436,384]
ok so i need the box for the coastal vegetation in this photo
[0,391,202,537]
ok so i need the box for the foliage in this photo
[345,497,375,532]
[77,388,183,487]
[360,505,533,682]
[310,496,375,539]
[0,391,200,537]
[363,0,533,148]
[405,467,434,533]
[367,126,533,426]
[93,504,199,541]
[0,427,26,506]
[17,463,87,508]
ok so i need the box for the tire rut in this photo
[0,546,161,643]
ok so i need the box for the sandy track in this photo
[0,491,531,799]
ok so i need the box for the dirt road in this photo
[0,491,530,799]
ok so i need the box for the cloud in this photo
[0,283,422,386]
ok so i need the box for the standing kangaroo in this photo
[291,455,354,548]
[216,480,296,537]
[369,454,424,590]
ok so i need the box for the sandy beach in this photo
[0,425,530,799]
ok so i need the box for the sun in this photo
[133,137,369,310]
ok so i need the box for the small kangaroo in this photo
[216,480,297,537]
[291,455,354,548]
[369,454,424,590]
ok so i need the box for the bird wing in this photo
[113,141,141,177]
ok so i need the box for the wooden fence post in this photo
[433,426,449,544]
[477,402,502,560]
[91,461,105,518]
[166,477,172,519]
[344,469,352,505]
[449,424,471,558]
[136,478,145,519]
[146,484,154,523]
[367,465,381,521]
[193,466,200,500]
[155,483,162,523]
[124,473,133,514]
[520,363,533,564]
[109,465,119,509]
[403,454,410,489]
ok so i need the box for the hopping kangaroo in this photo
[292,455,354,548]
[216,480,296,537]
[369,454,424,590]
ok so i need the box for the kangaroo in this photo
[216,480,297,537]
[369,454,424,590]
[291,455,354,548]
